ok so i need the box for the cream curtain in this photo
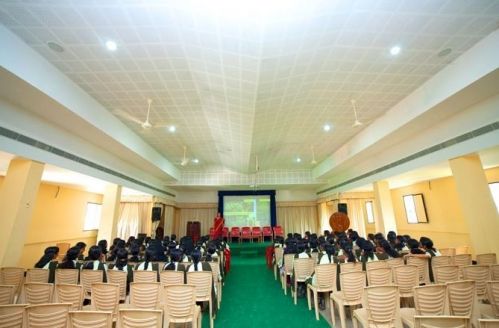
[163,205,175,237]
[321,199,369,237]
[178,207,217,236]
[117,202,153,240]
[277,206,319,235]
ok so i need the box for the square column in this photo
[97,184,122,243]
[0,158,44,266]
[373,180,397,235]
[449,154,499,255]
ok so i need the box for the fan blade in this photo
[113,109,144,125]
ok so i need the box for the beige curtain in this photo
[163,205,175,237]
[277,206,319,235]
[178,207,218,236]
[344,198,367,237]
[117,202,153,240]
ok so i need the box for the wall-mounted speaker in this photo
[151,207,162,222]
[338,203,348,215]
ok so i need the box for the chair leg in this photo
[352,316,358,328]
[339,305,347,328]
[209,300,213,328]
[314,290,319,320]
[294,281,298,304]
[307,286,312,310]
[274,264,277,280]
[330,298,336,326]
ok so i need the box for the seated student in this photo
[295,242,311,259]
[358,239,379,270]
[407,238,427,256]
[377,239,400,260]
[187,249,212,272]
[82,245,108,282]
[34,246,59,283]
[135,248,159,272]
[203,245,219,262]
[163,249,187,273]
[107,239,125,262]
[97,240,108,261]
[317,243,337,265]
[75,241,87,261]
[387,231,397,248]
[128,241,141,263]
[109,248,133,292]
[420,237,441,257]
[58,246,82,269]
[394,235,410,254]
[148,239,167,262]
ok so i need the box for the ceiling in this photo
[1,0,498,177]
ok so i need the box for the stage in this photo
[228,241,272,257]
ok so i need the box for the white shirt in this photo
[136,262,153,271]
[188,263,204,272]
[113,265,128,272]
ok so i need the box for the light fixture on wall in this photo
[350,99,363,127]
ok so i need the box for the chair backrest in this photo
[208,262,221,285]
[133,270,157,283]
[406,256,431,285]
[262,226,272,235]
[25,303,71,328]
[479,319,499,328]
[118,309,162,328]
[364,285,400,327]
[393,265,419,296]
[414,315,470,328]
[26,269,49,283]
[106,270,127,301]
[293,258,314,281]
[252,227,261,233]
[0,268,24,296]
[186,272,212,302]
[68,311,113,328]
[0,285,16,305]
[413,284,447,315]
[314,264,337,291]
[434,265,460,284]
[447,280,476,317]
[455,246,471,255]
[339,271,366,304]
[274,247,284,265]
[160,270,185,286]
[477,253,497,266]
[273,226,283,235]
[81,270,104,299]
[440,248,457,257]
[0,304,26,328]
[55,269,79,285]
[90,283,119,315]
[386,257,405,269]
[283,254,294,274]
[129,282,160,309]
[163,284,197,323]
[24,283,53,305]
[432,256,453,269]
[54,284,83,311]
[339,261,362,273]
[492,265,499,281]
[230,227,240,234]
[486,281,499,318]
[454,254,472,267]
[366,260,388,271]
[462,265,490,298]
[367,267,392,286]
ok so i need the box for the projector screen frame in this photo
[218,190,277,227]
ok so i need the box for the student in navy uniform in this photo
[358,239,379,271]
[135,248,160,281]
[34,246,59,283]
[82,245,107,282]
[58,246,82,270]
[97,240,108,261]
[128,241,141,263]
[75,242,87,261]
[109,248,133,293]
[163,249,187,272]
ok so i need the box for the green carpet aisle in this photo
[203,246,330,328]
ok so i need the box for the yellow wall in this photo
[18,182,102,268]
[390,166,499,251]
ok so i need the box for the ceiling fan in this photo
[179,146,189,166]
[311,146,317,165]
[113,99,162,129]
[350,99,363,127]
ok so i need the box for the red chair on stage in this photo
[273,225,284,239]
[222,227,229,241]
[240,227,252,243]
[251,227,262,243]
[230,227,240,243]
[262,226,273,242]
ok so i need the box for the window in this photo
[83,202,102,230]
[403,194,428,224]
[365,201,375,224]
[490,182,499,212]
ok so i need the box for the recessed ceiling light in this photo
[438,48,452,57]
[296,157,302,163]
[323,124,331,132]
[192,158,199,164]
[390,45,401,56]
[47,41,64,53]
[168,125,176,133]
[105,40,117,51]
